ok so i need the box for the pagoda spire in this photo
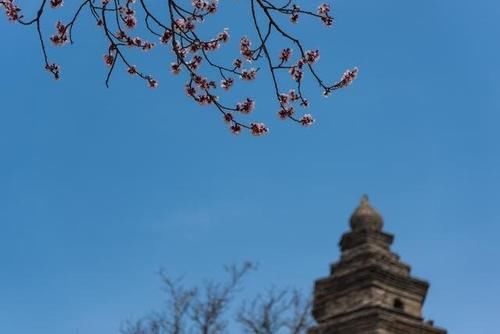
[349,194,384,232]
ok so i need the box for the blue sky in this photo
[1,1,499,333]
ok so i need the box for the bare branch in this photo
[237,289,312,334]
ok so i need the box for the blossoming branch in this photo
[1,0,358,135]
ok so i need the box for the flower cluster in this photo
[279,48,292,63]
[230,123,242,134]
[250,122,269,136]
[171,62,181,74]
[160,30,173,44]
[191,0,218,14]
[221,78,234,90]
[236,98,255,114]
[223,112,233,123]
[278,106,295,119]
[50,0,63,8]
[116,31,155,51]
[50,21,68,46]
[286,50,319,83]
[240,37,253,60]
[193,75,216,90]
[289,60,304,82]
[217,28,229,43]
[174,18,195,32]
[277,89,310,122]
[335,67,359,89]
[317,3,333,26]
[45,63,60,79]
[122,9,137,29]
[104,54,114,66]
[304,50,320,64]
[188,55,203,70]
[127,65,137,75]
[147,76,158,88]
[240,68,257,81]
[103,44,117,66]
[300,114,314,126]
[233,58,242,69]
[290,4,300,23]
[1,0,21,21]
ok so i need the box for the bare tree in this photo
[121,263,312,334]
[237,289,312,334]
[1,0,357,134]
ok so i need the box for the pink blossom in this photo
[45,63,61,80]
[171,63,181,75]
[240,37,253,60]
[188,55,203,70]
[230,124,241,135]
[321,16,334,26]
[124,15,137,29]
[147,77,158,88]
[192,75,211,89]
[116,30,127,40]
[221,78,234,90]
[192,0,218,12]
[317,3,330,15]
[174,18,195,32]
[288,89,299,101]
[290,4,300,23]
[289,65,303,82]
[278,93,289,105]
[317,3,334,26]
[2,0,21,20]
[217,28,229,43]
[233,58,242,69]
[127,65,137,75]
[335,67,358,88]
[236,98,255,114]
[207,0,218,13]
[160,30,172,44]
[142,41,154,51]
[300,114,314,126]
[196,95,216,105]
[279,48,292,63]
[192,0,208,10]
[250,123,268,136]
[223,112,233,123]
[240,68,257,81]
[304,50,320,64]
[50,21,68,46]
[185,84,196,96]
[50,0,63,8]
[202,40,220,51]
[278,106,294,119]
[103,54,114,66]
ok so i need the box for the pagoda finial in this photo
[360,194,369,205]
[349,194,383,232]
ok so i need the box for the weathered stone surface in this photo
[309,196,447,334]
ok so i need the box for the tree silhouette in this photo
[1,0,358,134]
[120,263,313,334]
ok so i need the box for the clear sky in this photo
[1,1,499,334]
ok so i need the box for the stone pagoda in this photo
[309,196,447,334]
